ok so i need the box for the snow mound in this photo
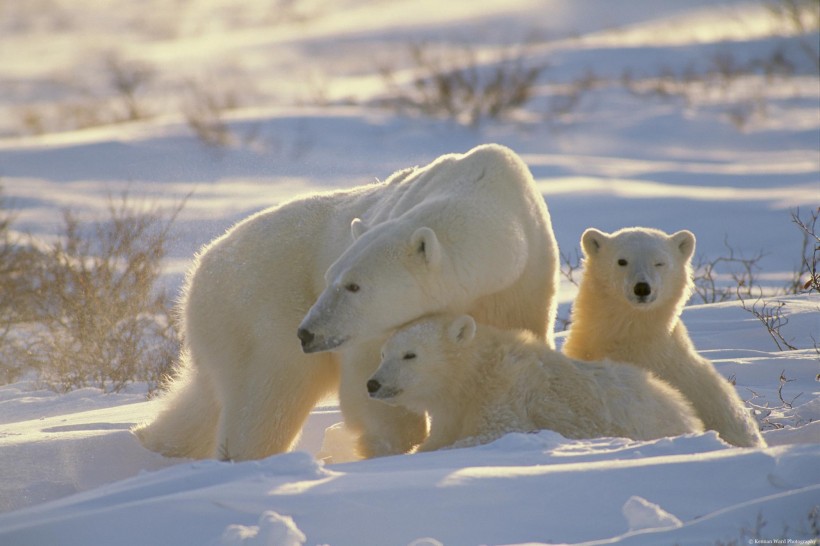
[622,495,682,532]
[407,539,444,546]
[221,511,306,546]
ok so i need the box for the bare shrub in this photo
[559,248,582,287]
[766,0,820,70]
[15,53,156,136]
[693,210,818,304]
[182,78,242,148]
[17,96,112,136]
[788,206,820,293]
[689,211,818,352]
[0,191,183,392]
[56,95,113,130]
[545,70,601,123]
[692,238,766,304]
[18,107,48,136]
[0,188,22,321]
[746,387,790,431]
[553,249,583,332]
[621,39,807,130]
[737,291,798,351]
[0,187,44,382]
[103,53,156,121]
[183,98,232,148]
[378,41,547,127]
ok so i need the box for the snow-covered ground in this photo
[0,1,818,544]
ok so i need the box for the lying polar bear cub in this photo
[367,314,703,451]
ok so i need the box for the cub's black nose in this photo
[297,328,314,347]
[366,379,381,394]
[634,282,651,297]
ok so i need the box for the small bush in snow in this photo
[789,206,819,293]
[0,188,44,382]
[378,41,546,127]
[767,0,820,70]
[0,189,182,392]
[691,238,767,304]
[181,72,262,150]
[16,52,156,136]
[181,78,239,148]
[103,52,156,122]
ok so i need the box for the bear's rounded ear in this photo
[350,218,368,241]
[411,227,441,268]
[448,314,476,345]
[581,228,609,257]
[671,230,696,261]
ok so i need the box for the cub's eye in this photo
[402,352,416,360]
[617,259,628,266]
[345,283,360,293]
[655,262,665,267]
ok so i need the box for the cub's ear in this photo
[448,315,476,345]
[350,218,368,241]
[411,227,441,268]
[581,228,609,257]
[671,230,696,261]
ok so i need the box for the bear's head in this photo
[298,218,467,353]
[580,227,695,310]
[366,314,476,409]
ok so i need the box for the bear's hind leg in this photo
[213,349,339,461]
[133,352,219,459]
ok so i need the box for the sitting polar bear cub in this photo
[562,227,765,448]
[368,313,703,451]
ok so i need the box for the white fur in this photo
[368,314,703,452]
[134,144,559,460]
[563,226,765,448]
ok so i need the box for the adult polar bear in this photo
[135,144,560,460]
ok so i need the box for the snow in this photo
[221,511,307,546]
[621,496,683,533]
[0,0,818,544]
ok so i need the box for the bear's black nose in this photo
[296,328,314,347]
[366,379,381,394]
[634,282,651,297]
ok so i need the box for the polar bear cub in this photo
[562,227,765,448]
[367,314,703,451]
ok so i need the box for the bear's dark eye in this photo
[403,352,416,360]
[617,259,628,266]
[655,262,665,267]
[345,283,360,293]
